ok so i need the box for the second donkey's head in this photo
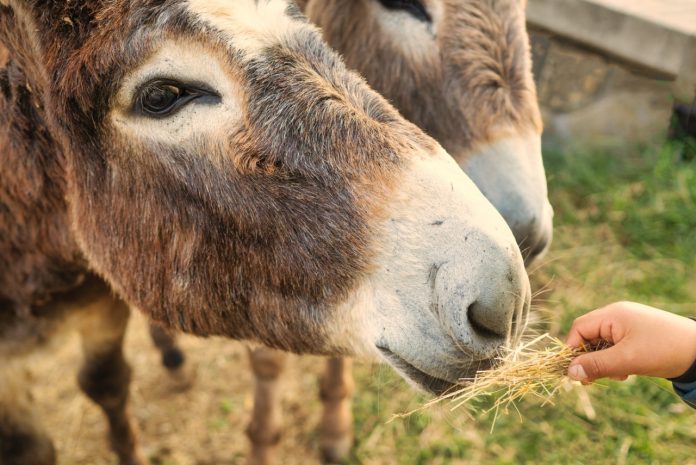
[305,0,553,265]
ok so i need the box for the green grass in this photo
[348,139,696,465]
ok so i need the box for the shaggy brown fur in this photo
[0,43,83,311]
[0,0,434,351]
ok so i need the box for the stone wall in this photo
[527,0,695,149]
[530,29,681,149]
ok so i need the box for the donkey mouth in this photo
[377,346,457,396]
[377,347,499,396]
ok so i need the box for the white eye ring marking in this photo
[111,40,243,152]
[370,0,442,61]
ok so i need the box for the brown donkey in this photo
[219,1,551,463]
[0,1,531,464]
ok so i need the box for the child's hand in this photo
[566,302,696,383]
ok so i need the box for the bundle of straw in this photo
[392,333,610,426]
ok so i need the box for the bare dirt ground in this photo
[35,310,366,465]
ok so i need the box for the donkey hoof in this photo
[320,435,352,464]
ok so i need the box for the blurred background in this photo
[34,1,695,464]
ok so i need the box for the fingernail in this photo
[568,364,587,381]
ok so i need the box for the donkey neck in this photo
[0,47,85,309]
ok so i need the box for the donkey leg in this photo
[246,347,287,465]
[77,298,145,465]
[319,357,354,464]
[0,370,56,465]
[148,323,194,391]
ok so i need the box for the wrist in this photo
[668,317,696,382]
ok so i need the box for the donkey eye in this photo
[378,0,431,22]
[136,80,216,117]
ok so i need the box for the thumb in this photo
[567,346,629,382]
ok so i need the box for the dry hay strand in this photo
[391,334,611,429]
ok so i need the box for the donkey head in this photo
[0,0,529,393]
[305,0,553,265]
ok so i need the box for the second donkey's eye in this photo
[136,80,217,118]
[378,0,431,22]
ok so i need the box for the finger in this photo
[566,313,603,348]
[567,345,631,382]
[566,312,620,349]
[566,329,587,349]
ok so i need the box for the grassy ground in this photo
[33,139,696,464]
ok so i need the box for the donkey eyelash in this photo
[377,0,432,22]
[134,79,220,118]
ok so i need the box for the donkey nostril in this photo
[467,302,508,339]
[529,234,550,258]
[523,229,552,267]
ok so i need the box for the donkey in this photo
[0,1,531,464]
[214,1,552,463]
